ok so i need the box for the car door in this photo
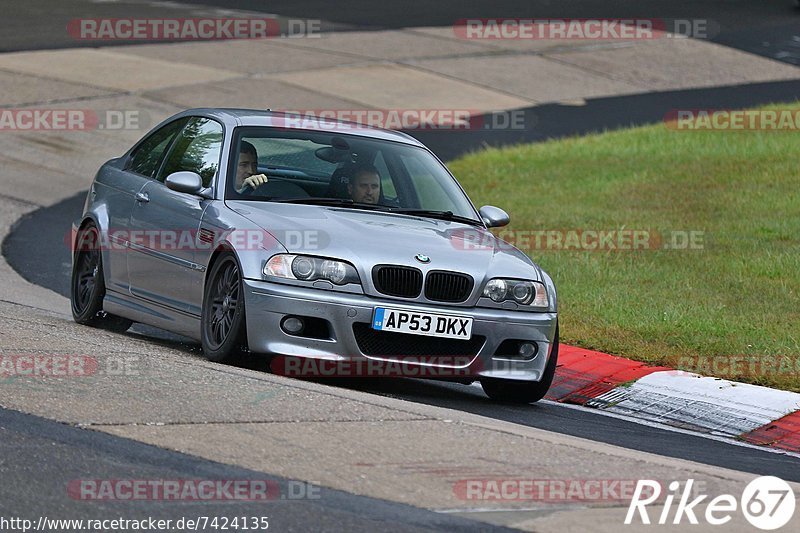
[128,117,223,315]
[102,118,187,294]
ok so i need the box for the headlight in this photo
[482,278,548,307]
[291,256,315,279]
[484,279,507,302]
[321,260,347,284]
[264,254,360,286]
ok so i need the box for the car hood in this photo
[227,201,541,282]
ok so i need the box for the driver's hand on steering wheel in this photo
[238,173,269,193]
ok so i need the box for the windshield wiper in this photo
[267,199,483,225]
[389,208,484,227]
[271,197,392,211]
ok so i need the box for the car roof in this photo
[175,108,425,147]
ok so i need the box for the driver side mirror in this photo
[165,171,212,199]
[479,205,510,228]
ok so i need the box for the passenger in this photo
[347,165,381,205]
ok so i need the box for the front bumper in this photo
[243,278,557,381]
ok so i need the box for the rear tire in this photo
[70,224,132,334]
[201,253,248,363]
[481,323,559,404]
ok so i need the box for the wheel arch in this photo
[72,213,104,272]
[204,243,241,289]
[73,199,110,274]
[200,244,249,361]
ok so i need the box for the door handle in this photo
[135,192,150,203]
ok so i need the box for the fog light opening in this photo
[493,339,539,360]
[518,342,537,359]
[281,316,305,334]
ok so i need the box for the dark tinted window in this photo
[127,119,186,178]
[157,118,224,187]
[247,137,337,176]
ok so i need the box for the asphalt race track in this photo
[0,407,508,532]
[5,191,800,483]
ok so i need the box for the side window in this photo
[373,152,397,199]
[127,119,186,178]
[157,118,223,187]
[400,154,454,211]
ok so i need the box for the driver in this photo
[347,164,381,204]
[236,141,268,193]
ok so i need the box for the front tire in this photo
[201,253,248,363]
[70,224,132,333]
[481,323,559,404]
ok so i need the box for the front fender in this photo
[199,201,288,283]
[540,269,558,313]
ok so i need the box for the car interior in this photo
[234,134,404,206]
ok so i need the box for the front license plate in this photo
[372,307,473,340]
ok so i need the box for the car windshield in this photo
[226,127,480,223]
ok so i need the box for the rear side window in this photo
[127,119,187,178]
[157,118,224,187]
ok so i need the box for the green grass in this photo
[448,103,800,391]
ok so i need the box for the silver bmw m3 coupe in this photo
[70,108,558,403]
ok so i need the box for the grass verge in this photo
[448,103,800,391]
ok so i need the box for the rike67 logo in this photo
[626,477,796,530]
